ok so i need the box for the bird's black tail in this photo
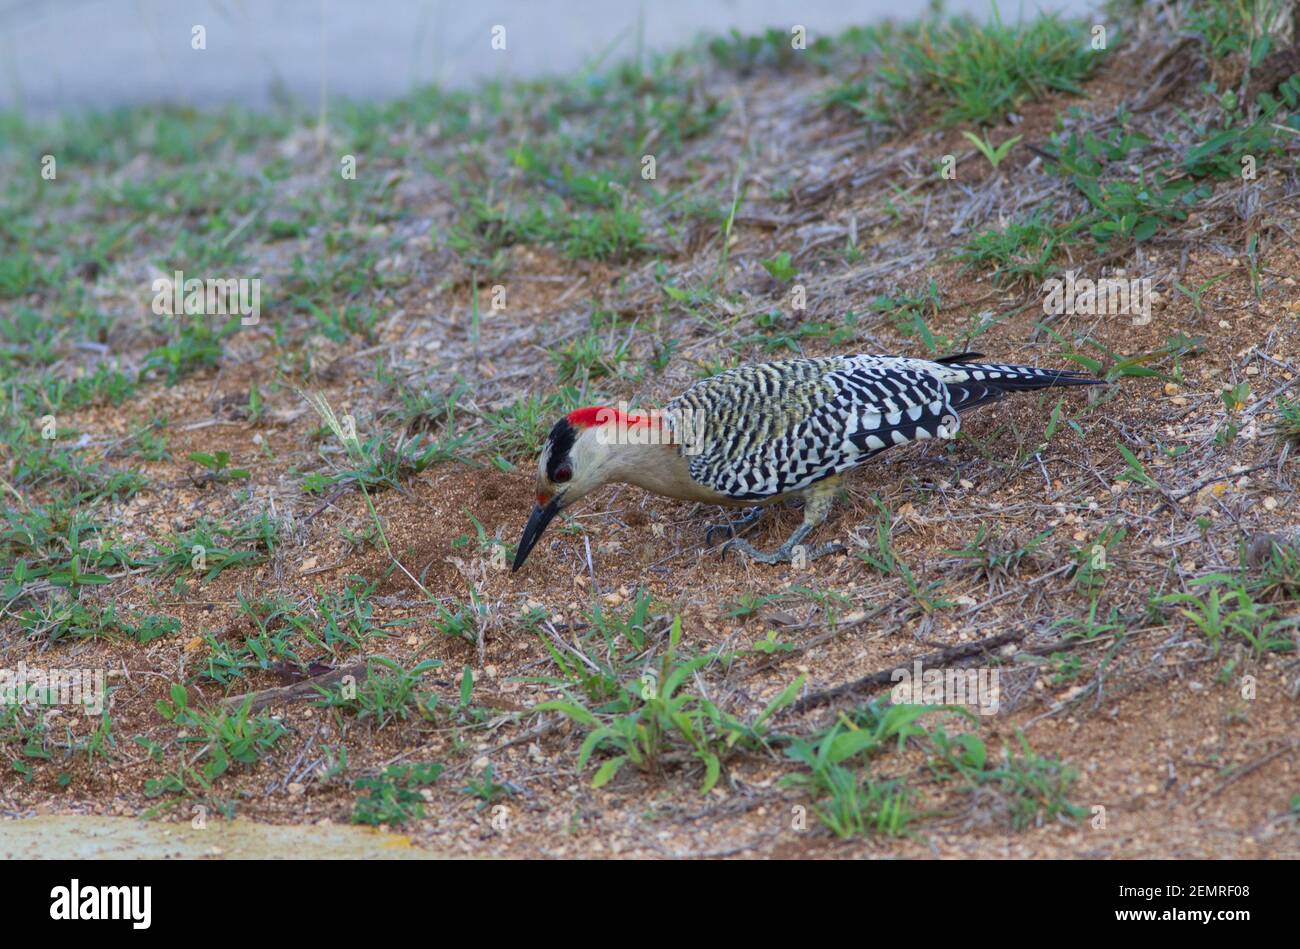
[935,355,1104,413]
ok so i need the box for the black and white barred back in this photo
[667,353,1099,501]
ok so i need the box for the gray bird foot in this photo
[722,537,845,565]
[704,506,765,546]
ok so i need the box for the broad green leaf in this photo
[592,755,627,788]
[534,700,596,726]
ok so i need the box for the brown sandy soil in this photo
[2,7,1299,858]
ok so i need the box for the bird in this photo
[511,352,1102,570]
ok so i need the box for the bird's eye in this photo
[554,464,572,483]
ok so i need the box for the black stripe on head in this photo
[544,418,577,481]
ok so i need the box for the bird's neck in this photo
[592,426,728,501]
[599,437,719,503]
[577,411,722,503]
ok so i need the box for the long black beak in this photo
[512,499,560,572]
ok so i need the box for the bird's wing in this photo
[668,356,960,501]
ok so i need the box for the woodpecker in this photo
[512,352,1101,570]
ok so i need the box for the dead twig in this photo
[219,656,376,713]
[785,629,1025,714]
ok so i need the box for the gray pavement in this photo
[1,0,1098,114]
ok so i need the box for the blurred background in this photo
[1,0,1098,114]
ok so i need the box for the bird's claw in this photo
[704,523,733,546]
[720,538,780,563]
[704,507,764,547]
[722,538,844,565]
[805,541,847,561]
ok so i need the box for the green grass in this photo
[832,11,1101,127]
[536,616,804,792]
[314,658,444,727]
[20,600,179,644]
[428,592,487,644]
[930,728,1087,830]
[3,428,149,504]
[1053,599,1126,641]
[1272,397,1300,448]
[0,104,293,166]
[447,193,650,265]
[851,497,954,612]
[959,212,1082,287]
[482,388,587,460]
[1157,544,1300,656]
[550,330,632,384]
[1185,0,1288,63]
[781,702,1085,837]
[959,78,1300,291]
[1250,538,1300,604]
[307,579,405,654]
[962,129,1023,169]
[3,701,118,781]
[0,506,139,604]
[946,526,1054,587]
[302,429,471,494]
[736,309,863,356]
[0,248,44,298]
[146,685,289,799]
[706,27,833,72]
[151,516,279,581]
[759,251,797,284]
[139,319,240,385]
[187,450,250,483]
[198,625,299,687]
[352,762,443,826]
[431,59,737,272]
[867,282,948,353]
[461,764,515,810]
[301,387,474,496]
[780,702,938,837]
[1067,522,1125,596]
